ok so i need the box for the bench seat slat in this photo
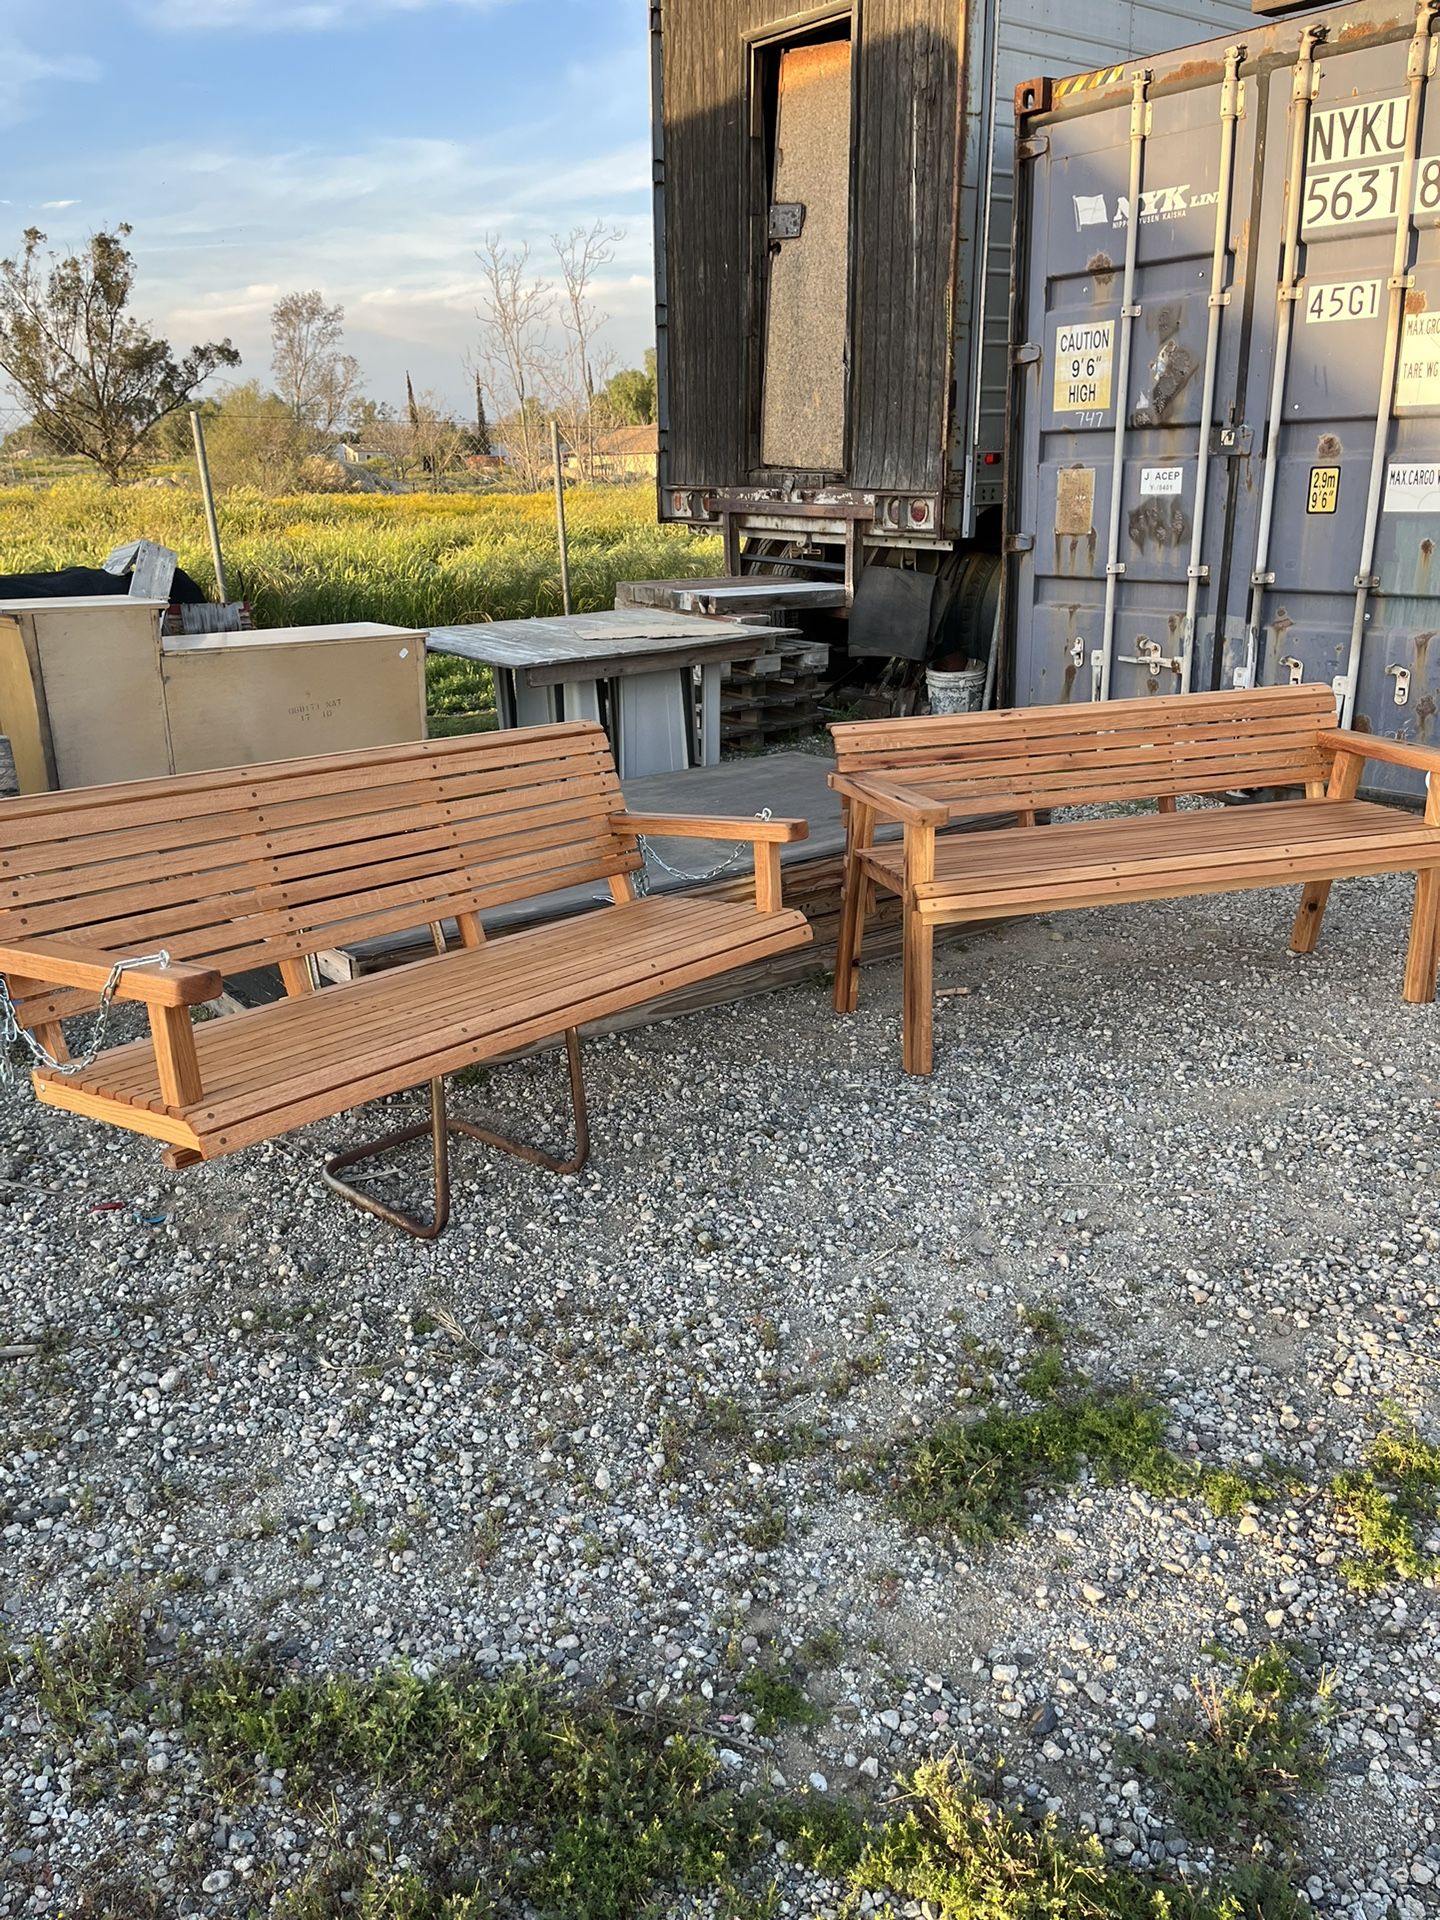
[33,896,810,1155]
[860,800,1438,892]
[88,897,757,1099]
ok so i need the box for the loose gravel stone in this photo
[2,862,1439,1913]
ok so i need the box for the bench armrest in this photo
[828,772,950,828]
[0,938,221,1007]
[1319,730,1440,779]
[608,811,807,915]
[609,811,808,843]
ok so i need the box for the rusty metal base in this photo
[321,1029,589,1239]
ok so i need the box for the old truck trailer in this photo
[1005,0,1440,789]
[648,0,1254,655]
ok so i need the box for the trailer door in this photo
[760,38,852,472]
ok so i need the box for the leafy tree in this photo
[0,225,240,483]
[271,290,361,443]
[602,350,657,426]
[347,396,397,444]
[204,381,308,493]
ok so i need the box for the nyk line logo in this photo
[1073,184,1219,230]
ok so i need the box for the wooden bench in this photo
[829,685,1440,1077]
[0,724,810,1236]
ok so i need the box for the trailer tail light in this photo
[908,497,936,530]
[983,451,1001,466]
[671,490,694,518]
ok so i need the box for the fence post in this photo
[550,418,572,617]
[190,407,229,604]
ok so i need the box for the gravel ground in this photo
[3,863,1440,1915]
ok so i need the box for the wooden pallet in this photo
[721,640,830,750]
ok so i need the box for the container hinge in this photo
[1279,654,1305,686]
[1106,561,1127,577]
[1121,303,1142,319]
[1354,572,1381,590]
[1208,290,1232,309]
[1017,134,1050,160]
[1387,664,1412,706]
[768,203,806,241]
[1388,272,1416,292]
[1187,563,1210,582]
[1004,532,1035,554]
[1250,569,1275,587]
[1279,286,1304,302]
[1011,343,1042,367]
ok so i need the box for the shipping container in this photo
[649,0,1254,653]
[1005,0,1440,792]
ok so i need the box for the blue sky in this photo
[1,0,655,418]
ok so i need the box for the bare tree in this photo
[371,384,467,486]
[473,233,554,490]
[552,221,622,484]
[271,290,361,444]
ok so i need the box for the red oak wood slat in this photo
[829,687,1440,1076]
[5,729,813,1187]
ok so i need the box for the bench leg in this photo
[1404,870,1440,1005]
[322,1030,590,1239]
[1290,880,1334,955]
[901,910,935,1077]
[833,803,874,1015]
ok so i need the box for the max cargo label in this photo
[1396,311,1440,410]
[1384,462,1440,512]
[1053,321,1113,412]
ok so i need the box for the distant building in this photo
[565,424,659,482]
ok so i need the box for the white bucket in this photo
[925,665,986,716]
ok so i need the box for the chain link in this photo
[633,809,773,897]
[1,950,173,1085]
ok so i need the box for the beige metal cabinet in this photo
[160,623,426,773]
[0,597,170,793]
[0,605,427,792]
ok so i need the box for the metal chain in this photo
[0,950,173,1085]
[633,809,773,897]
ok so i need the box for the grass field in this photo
[0,481,722,722]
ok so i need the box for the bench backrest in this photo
[1,723,637,1027]
[830,686,1337,816]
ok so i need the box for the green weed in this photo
[737,1666,818,1736]
[777,1757,1304,1918]
[1331,1418,1440,1590]
[901,1333,1272,1546]
[1124,1645,1329,1850]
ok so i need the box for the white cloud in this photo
[80,127,654,412]
[138,0,507,29]
[0,47,100,127]
[40,198,79,209]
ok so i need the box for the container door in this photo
[760,39,852,472]
[1011,60,1257,708]
[1228,26,1440,796]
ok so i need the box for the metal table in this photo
[427,609,797,776]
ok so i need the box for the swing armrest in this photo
[0,939,221,1007]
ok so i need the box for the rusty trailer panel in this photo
[1005,0,1440,794]
[650,0,1254,552]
